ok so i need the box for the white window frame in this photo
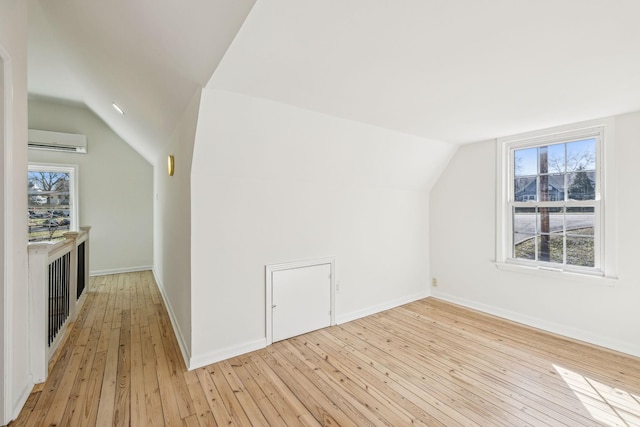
[28,163,79,237]
[496,118,617,278]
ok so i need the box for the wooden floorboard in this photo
[8,271,640,426]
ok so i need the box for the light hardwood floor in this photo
[9,271,640,426]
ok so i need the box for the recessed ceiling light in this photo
[112,102,125,115]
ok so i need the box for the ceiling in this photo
[212,0,640,144]
[29,0,640,161]
[28,0,256,161]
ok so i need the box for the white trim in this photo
[89,265,152,277]
[600,120,618,277]
[495,261,618,282]
[152,269,190,369]
[496,117,617,278]
[430,291,640,358]
[336,290,428,325]
[11,381,31,422]
[1,43,14,425]
[188,338,267,371]
[265,257,335,346]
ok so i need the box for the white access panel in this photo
[271,263,332,343]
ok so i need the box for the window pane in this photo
[513,208,537,247]
[538,146,549,174]
[547,174,565,201]
[549,207,565,233]
[567,170,596,200]
[566,236,594,267]
[538,234,564,263]
[547,143,566,173]
[537,207,564,235]
[28,170,72,242]
[514,177,536,201]
[514,241,536,260]
[538,174,550,201]
[514,147,537,177]
[567,207,594,236]
[567,138,596,171]
[513,207,536,259]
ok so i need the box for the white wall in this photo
[28,99,153,274]
[430,111,640,357]
[0,54,4,424]
[189,89,456,367]
[0,0,30,423]
[153,90,200,365]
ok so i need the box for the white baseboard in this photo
[90,265,152,276]
[189,290,429,369]
[432,291,640,358]
[336,290,429,325]
[150,268,265,371]
[10,380,32,423]
[188,338,267,371]
[152,269,192,370]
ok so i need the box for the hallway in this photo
[11,271,183,426]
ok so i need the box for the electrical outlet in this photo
[431,278,438,287]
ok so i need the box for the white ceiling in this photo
[28,0,256,161]
[212,0,640,144]
[29,0,640,161]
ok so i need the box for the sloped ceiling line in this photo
[29,0,640,162]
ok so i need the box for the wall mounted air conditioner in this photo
[28,129,88,154]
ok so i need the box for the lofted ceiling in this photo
[28,0,256,162]
[212,0,640,144]
[29,0,640,162]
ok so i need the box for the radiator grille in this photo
[49,252,70,346]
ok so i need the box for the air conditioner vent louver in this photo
[28,129,87,154]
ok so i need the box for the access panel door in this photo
[272,263,331,343]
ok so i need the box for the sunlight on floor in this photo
[554,364,640,427]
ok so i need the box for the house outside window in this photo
[496,119,616,277]
[28,163,78,242]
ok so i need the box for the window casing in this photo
[28,163,79,242]
[497,119,616,277]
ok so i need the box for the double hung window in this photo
[497,121,614,276]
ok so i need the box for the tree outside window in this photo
[28,165,77,242]
[511,136,599,269]
[498,119,616,277]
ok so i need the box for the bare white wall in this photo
[430,111,640,357]
[189,89,456,367]
[0,56,4,424]
[28,99,153,274]
[153,90,200,364]
[0,0,30,423]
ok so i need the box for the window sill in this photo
[495,261,618,284]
